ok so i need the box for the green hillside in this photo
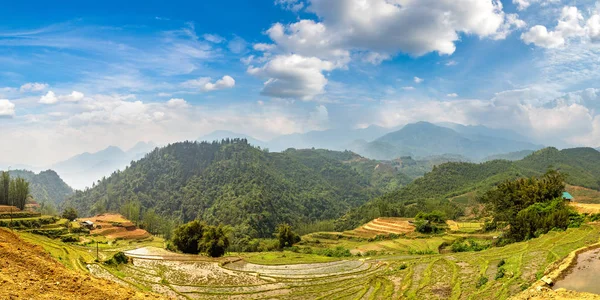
[8,169,73,206]
[63,140,411,238]
[336,147,600,230]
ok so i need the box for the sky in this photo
[2,0,600,166]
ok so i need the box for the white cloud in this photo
[39,90,84,104]
[445,60,458,66]
[0,99,15,117]
[62,91,85,102]
[587,14,600,42]
[20,82,48,92]
[203,34,225,43]
[228,36,248,54]
[166,98,189,109]
[39,91,58,104]
[202,76,236,92]
[181,76,235,92]
[521,6,588,48]
[447,93,458,97]
[414,77,424,84]
[513,0,560,11]
[254,0,521,100]
[275,0,304,12]
[402,86,415,91]
[248,54,335,100]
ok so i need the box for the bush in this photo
[569,212,585,228]
[171,220,206,254]
[61,207,78,221]
[275,223,301,250]
[60,235,79,243]
[450,238,490,252]
[497,259,506,268]
[105,252,129,265]
[495,268,505,280]
[398,263,408,270]
[476,276,489,288]
[198,225,229,258]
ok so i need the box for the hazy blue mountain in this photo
[8,169,73,206]
[437,122,531,143]
[50,143,157,190]
[198,130,268,148]
[350,122,542,161]
[268,126,393,152]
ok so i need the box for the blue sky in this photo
[2,0,600,165]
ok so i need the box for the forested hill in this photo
[9,170,73,206]
[63,139,411,238]
[335,147,600,230]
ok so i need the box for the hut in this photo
[562,192,574,202]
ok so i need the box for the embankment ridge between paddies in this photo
[78,213,151,240]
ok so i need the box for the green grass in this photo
[13,219,600,300]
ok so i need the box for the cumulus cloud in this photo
[39,90,85,104]
[414,77,424,84]
[252,0,522,100]
[0,99,16,117]
[39,91,58,104]
[166,98,189,109]
[521,6,595,48]
[181,76,236,92]
[20,82,48,92]
[248,54,335,100]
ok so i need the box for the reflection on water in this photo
[553,248,600,295]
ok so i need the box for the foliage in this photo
[495,268,506,280]
[476,276,489,288]
[171,220,205,254]
[198,225,230,257]
[414,210,447,234]
[64,140,407,240]
[60,235,79,243]
[105,252,129,265]
[8,170,73,206]
[450,238,490,252]
[481,170,572,241]
[61,207,78,221]
[275,223,301,249]
[0,172,30,210]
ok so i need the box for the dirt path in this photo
[0,228,165,300]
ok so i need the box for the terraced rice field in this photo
[85,224,600,299]
[344,218,415,238]
[81,213,151,240]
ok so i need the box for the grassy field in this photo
[11,212,600,299]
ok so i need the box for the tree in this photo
[479,170,570,241]
[199,225,230,257]
[10,177,29,210]
[0,171,9,206]
[142,208,160,234]
[275,223,301,249]
[171,220,206,254]
[62,207,79,221]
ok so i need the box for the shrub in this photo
[61,207,78,221]
[275,223,301,249]
[450,238,490,252]
[497,259,506,268]
[476,276,489,288]
[60,235,79,243]
[105,252,129,265]
[171,220,206,254]
[398,263,408,270]
[495,268,505,280]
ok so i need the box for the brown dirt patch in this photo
[79,213,150,240]
[0,205,20,213]
[0,228,164,299]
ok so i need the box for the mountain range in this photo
[348,122,543,160]
[50,142,157,190]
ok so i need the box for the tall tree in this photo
[0,171,9,206]
[10,177,29,210]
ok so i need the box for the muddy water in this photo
[553,248,600,294]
